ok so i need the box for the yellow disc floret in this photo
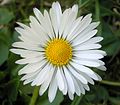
[45,38,72,66]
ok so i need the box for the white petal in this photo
[72,76,81,96]
[83,84,90,91]
[63,66,75,94]
[56,67,64,91]
[16,22,29,29]
[50,9,59,37]
[74,52,104,60]
[97,66,107,71]
[52,1,62,26]
[39,67,55,96]
[15,27,41,44]
[10,48,43,58]
[78,69,99,81]
[48,75,58,103]
[33,8,44,24]
[21,70,39,81]
[18,36,40,45]
[74,50,107,56]
[95,73,102,81]
[50,2,62,37]
[23,77,35,85]
[82,21,100,33]
[67,14,92,41]
[88,22,100,30]
[15,55,44,64]
[72,30,98,46]
[68,90,74,100]
[70,62,95,75]
[66,16,83,39]
[87,73,99,81]
[10,49,30,55]
[31,64,51,86]
[84,36,103,44]
[78,72,94,85]
[29,16,48,45]
[59,9,70,37]
[18,26,43,43]
[73,60,103,80]
[68,65,88,84]
[60,68,68,95]
[72,59,101,67]
[77,81,85,94]
[33,8,54,38]
[74,43,101,51]
[12,42,43,51]
[72,5,78,18]
[44,10,55,38]
[23,72,41,85]
[96,60,105,66]
[62,6,78,39]
[62,12,75,39]
[71,22,100,44]
[18,60,46,75]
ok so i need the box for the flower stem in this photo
[29,86,39,105]
[95,0,100,21]
[95,0,102,35]
[71,95,83,105]
[100,80,120,87]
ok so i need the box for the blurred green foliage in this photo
[0,0,120,105]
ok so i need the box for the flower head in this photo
[10,1,106,102]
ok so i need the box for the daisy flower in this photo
[10,1,106,102]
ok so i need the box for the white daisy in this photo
[10,1,107,102]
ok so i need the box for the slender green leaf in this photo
[0,8,14,24]
[0,41,9,65]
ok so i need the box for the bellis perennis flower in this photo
[10,1,107,102]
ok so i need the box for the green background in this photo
[0,0,120,105]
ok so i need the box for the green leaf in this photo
[36,91,64,105]
[2,99,12,105]
[85,94,96,102]
[7,78,20,102]
[0,8,14,24]
[101,22,115,44]
[0,78,20,102]
[8,53,20,71]
[109,97,120,105]
[79,0,93,9]
[19,93,31,105]
[19,83,34,95]
[101,22,120,56]
[79,0,89,4]
[0,27,12,46]
[13,31,20,42]
[102,40,120,56]
[0,71,7,81]
[10,64,23,78]
[0,41,9,65]
[100,6,115,17]
[95,86,109,101]
[71,95,83,105]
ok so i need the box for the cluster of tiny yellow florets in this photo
[45,38,72,66]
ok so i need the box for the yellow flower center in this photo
[45,39,72,66]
